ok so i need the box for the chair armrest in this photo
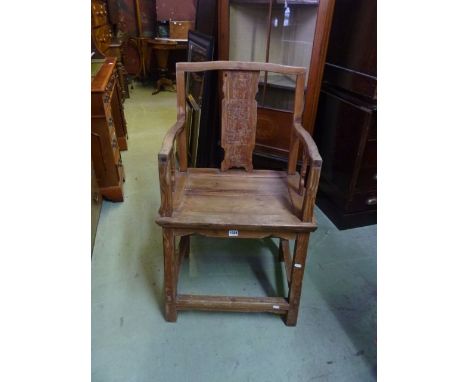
[158,118,185,217]
[288,123,322,223]
[293,123,322,168]
[158,118,186,161]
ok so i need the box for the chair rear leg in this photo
[285,233,310,326]
[163,228,177,322]
[180,235,190,258]
[278,238,286,262]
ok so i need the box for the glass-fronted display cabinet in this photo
[230,0,318,110]
[219,0,335,167]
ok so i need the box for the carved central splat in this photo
[221,70,260,172]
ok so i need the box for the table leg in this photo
[152,48,176,94]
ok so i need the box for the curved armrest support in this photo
[293,123,322,168]
[158,119,186,161]
[288,123,323,223]
[158,118,186,217]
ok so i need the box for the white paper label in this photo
[228,230,239,237]
[294,263,302,268]
[272,305,280,310]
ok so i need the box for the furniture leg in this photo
[152,78,176,95]
[152,48,175,95]
[163,228,177,322]
[279,239,292,285]
[285,233,310,326]
[278,238,285,262]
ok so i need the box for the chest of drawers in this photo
[91,0,130,100]
[91,57,127,201]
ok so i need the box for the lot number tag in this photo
[228,230,239,237]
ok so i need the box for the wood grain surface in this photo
[221,71,259,171]
[156,61,324,325]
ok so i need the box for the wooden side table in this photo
[147,38,188,94]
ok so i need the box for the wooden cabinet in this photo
[92,58,126,202]
[314,87,376,228]
[313,0,376,229]
[92,0,110,29]
[91,0,130,100]
[218,0,335,168]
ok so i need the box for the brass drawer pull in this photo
[366,197,377,206]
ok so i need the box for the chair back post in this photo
[302,165,321,222]
[175,67,188,171]
[288,72,306,175]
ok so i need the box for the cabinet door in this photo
[313,88,376,211]
[221,0,324,165]
[323,0,376,100]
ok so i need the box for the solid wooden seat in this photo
[156,168,317,232]
[155,61,323,326]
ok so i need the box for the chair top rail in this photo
[176,60,307,75]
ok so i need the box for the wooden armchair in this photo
[155,61,322,326]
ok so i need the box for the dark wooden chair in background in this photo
[155,61,322,326]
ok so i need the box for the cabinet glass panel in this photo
[229,2,269,63]
[228,1,318,111]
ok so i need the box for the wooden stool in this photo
[156,61,322,326]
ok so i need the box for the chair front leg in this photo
[163,228,177,322]
[286,233,310,326]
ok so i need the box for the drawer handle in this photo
[366,197,377,206]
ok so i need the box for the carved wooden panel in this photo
[221,70,260,171]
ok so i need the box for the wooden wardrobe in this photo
[313,0,377,229]
[218,0,335,168]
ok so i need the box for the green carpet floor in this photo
[92,82,377,382]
